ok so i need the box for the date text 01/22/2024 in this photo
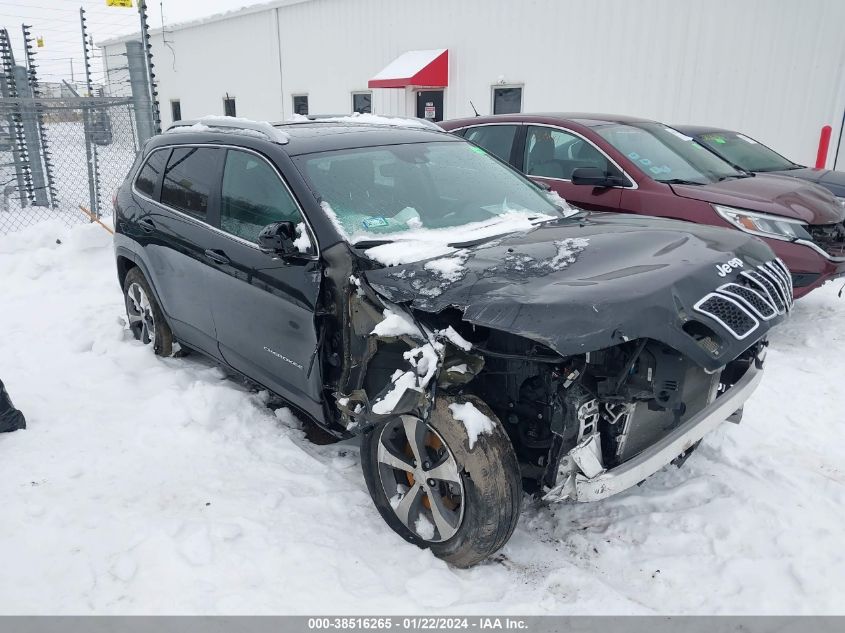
[307,617,529,630]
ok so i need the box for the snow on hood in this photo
[365,213,784,372]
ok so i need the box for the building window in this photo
[352,92,372,114]
[293,94,309,116]
[492,86,522,115]
[223,95,236,117]
[170,99,181,122]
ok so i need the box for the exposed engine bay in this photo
[325,264,764,501]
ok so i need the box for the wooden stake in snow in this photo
[78,205,114,235]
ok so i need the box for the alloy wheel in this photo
[126,281,157,347]
[376,415,465,542]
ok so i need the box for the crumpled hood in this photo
[364,214,786,371]
[670,174,845,224]
[766,167,845,198]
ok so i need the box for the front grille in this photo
[772,258,794,302]
[718,283,776,320]
[741,270,786,313]
[693,259,792,342]
[807,222,845,258]
[694,294,759,339]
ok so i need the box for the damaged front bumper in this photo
[545,361,763,503]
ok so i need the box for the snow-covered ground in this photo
[0,220,844,615]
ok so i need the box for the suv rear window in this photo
[135,149,168,198]
[464,125,517,163]
[161,147,220,219]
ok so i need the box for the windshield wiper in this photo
[659,178,707,185]
[351,239,393,248]
[448,233,512,248]
[716,173,753,181]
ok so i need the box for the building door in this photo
[416,90,444,122]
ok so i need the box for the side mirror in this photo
[571,166,625,188]
[530,178,552,191]
[258,221,297,255]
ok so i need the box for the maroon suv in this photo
[440,113,845,298]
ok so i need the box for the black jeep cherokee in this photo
[113,117,790,567]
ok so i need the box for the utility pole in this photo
[70,57,74,82]
[79,7,100,217]
[21,23,52,207]
[137,0,160,134]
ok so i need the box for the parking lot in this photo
[1,220,843,614]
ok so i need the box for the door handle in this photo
[138,217,156,233]
[204,248,230,265]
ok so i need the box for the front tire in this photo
[361,395,522,568]
[123,267,174,357]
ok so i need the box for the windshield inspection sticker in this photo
[362,216,389,229]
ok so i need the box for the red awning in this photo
[368,49,448,89]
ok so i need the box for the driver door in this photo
[521,125,623,212]
[203,148,323,418]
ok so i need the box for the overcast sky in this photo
[4,0,255,85]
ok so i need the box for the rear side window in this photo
[161,147,220,219]
[464,125,517,163]
[135,149,169,198]
[220,149,304,244]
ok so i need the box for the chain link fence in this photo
[0,96,141,235]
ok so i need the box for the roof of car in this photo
[277,121,457,154]
[440,112,657,129]
[672,125,730,136]
[154,120,456,156]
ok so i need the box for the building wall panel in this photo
[103,0,845,167]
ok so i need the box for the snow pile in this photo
[361,213,554,266]
[437,327,472,351]
[549,238,590,270]
[544,190,581,217]
[486,238,589,277]
[424,253,469,283]
[371,370,420,415]
[403,344,440,389]
[415,515,436,540]
[371,308,420,338]
[293,223,312,254]
[320,200,556,267]
[317,112,436,130]
[448,402,496,450]
[2,219,845,614]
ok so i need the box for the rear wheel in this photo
[360,395,522,568]
[123,267,174,357]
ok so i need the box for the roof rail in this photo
[166,116,290,144]
[280,112,442,131]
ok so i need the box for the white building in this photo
[100,0,845,168]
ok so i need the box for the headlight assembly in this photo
[713,204,812,242]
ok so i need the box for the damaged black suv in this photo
[114,117,790,567]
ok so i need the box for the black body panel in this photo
[365,213,783,372]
